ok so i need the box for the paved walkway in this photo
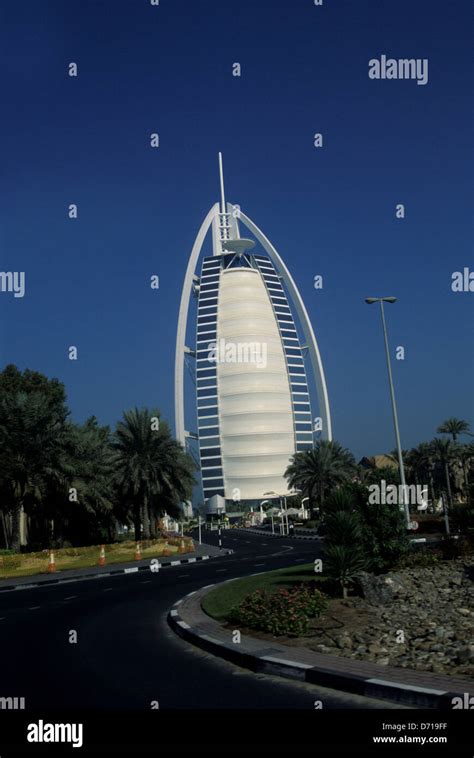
[169,581,472,709]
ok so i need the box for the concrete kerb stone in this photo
[167,579,472,710]
[234,527,321,541]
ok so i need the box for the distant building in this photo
[359,454,399,471]
[175,155,332,508]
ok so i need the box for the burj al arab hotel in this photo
[175,155,332,507]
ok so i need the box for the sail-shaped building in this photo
[175,155,332,507]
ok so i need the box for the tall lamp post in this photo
[365,296,410,529]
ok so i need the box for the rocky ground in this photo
[257,559,473,680]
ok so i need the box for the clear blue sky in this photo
[0,0,472,460]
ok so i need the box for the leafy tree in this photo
[285,440,356,514]
[352,483,410,572]
[0,384,69,551]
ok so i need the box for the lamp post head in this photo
[365,296,397,304]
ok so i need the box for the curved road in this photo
[0,530,403,710]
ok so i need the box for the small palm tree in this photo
[437,418,471,442]
[324,543,368,599]
[323,490,368,598]
[285,440,356,514]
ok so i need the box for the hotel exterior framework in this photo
[175,155,332,506]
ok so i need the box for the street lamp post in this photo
[365,296,410,529]
[264,491,292,536]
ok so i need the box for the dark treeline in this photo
[0,365,196,552]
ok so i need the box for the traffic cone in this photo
[98,545,106,567]
[48,550,56,573]
[135,542,141,561]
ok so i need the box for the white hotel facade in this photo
[175,156,332,507]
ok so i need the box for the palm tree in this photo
[113,408,196,540]
[431,438,459,508]
[285,440,356,514]
[405,442,437,499]
[454,442,474,496]
[437,418,471,442]
[323,491,368,598]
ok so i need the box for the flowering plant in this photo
[232,584,327,637]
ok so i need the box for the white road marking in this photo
[29,606,41,610]
[63,596,77,601]
[178,574,190,578]
[103,588,113,592]
[216,569,227,573]
[140,580,151,584]
[254,563,266,567]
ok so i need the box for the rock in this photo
[457,646,474,664]
[358,572,405,605]
[456,608,470,616]
[368,642,387,654]
[314,644,333,654]
[336,635,353,650]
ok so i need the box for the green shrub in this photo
[398,548,442,568]
[450,504,474,534]
[232,584,327,637]
[440,536,474,560]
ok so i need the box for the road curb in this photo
[168,580,471,710]
[0,550,233,593]
[236,528,321,541]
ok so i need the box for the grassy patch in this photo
[0,538,194,579]
[202,563,326,622]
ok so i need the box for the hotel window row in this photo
[196,256,225,498]
[254,255,314,453]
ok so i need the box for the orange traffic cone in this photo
[134,542,141,561]
[98,545,106,567]
[48,550,56,573]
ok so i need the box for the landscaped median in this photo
[168,562,473,708]
[0,535,194,580]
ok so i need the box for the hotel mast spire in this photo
[218,152,226,216]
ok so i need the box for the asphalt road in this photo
[0,530,404,710]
